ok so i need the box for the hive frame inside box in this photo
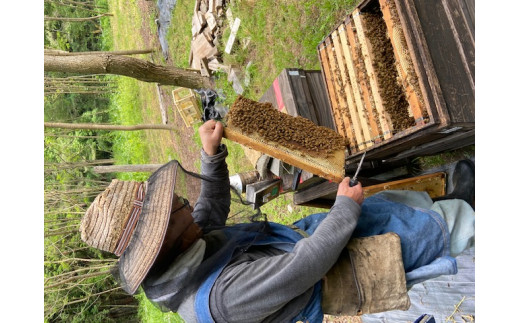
[172,88,202,128]
[318,0,474,164]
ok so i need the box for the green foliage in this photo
[44,0,108,52]
[136,293,184,323]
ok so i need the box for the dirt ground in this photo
[136,0,201,172]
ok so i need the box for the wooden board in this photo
[332,29,373,149]
[330,30,367,151]
[223,126,346,183]
[379,0,425,125]
[294,172,446,208]
[352,9,395,140]
[363,172,446,198]
[414,0,474,122]
[339,23,381,144]
[319,43,348,140]
[306,71,336,131]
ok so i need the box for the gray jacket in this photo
[177,145,361,322]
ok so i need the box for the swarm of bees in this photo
[226,96,347,158]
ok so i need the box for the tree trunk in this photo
[44,122,177,131]
[44,53,213,89]
[44,49,154,56]
[92,164,164,174]
[44,13,113,21]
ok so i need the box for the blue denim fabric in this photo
[354,195,457,284]
[294,194,457,286]
[195,194,457,322]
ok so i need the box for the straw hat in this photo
[80,161,180,294]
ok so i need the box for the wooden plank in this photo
[398,0,447,125]
[410,0,474,123]
[364,172,446,198]
[223,126,346,183]
[441,0,475,84]
[286,69,316,123]
[326,37,366,150]
[200,57,210,77]
[333,27,373,148]
[278,70,298,116]
[192,33,218,60]
[383,129,474,162]
[197,11,207,29]
[298,70,319,124]
[460,0,475,39]
[294,180,338,205]
[225,17,241,54]
[259,84,278,109]
[380,0,426,125]
[343,23,382,143]
[352,9,394,140]
[305,71,336,131]
[319,42,347,139]
[205,12,217,31]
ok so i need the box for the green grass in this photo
[136,293,184,323]
[109,77,150,179]
[260,193,329,225]
[167,0,195,68]
[217,0,358,101]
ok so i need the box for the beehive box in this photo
[172,88,202,128]
[318,0,474,161]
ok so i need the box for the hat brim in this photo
[118,161,179,294]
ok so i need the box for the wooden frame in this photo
[317,0,474,165]
[172,88,202,128]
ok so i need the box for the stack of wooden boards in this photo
[259,68,336,132]
[189,0,228,75]
[318,0,475,159]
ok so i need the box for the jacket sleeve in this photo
[191,144,231,229]
[209,195,362,322]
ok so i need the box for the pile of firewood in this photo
[189,0,229,76]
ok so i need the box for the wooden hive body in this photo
[318,0,475,163]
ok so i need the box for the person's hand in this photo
[199,120,224,156]
[337,177,364,205]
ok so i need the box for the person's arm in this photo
[210,178,364,322]
[191,120,231,229]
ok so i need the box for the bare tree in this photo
[44,51,213,89]
[92,164,164,174]
[44,13,113,22]
[44,122,177,131]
